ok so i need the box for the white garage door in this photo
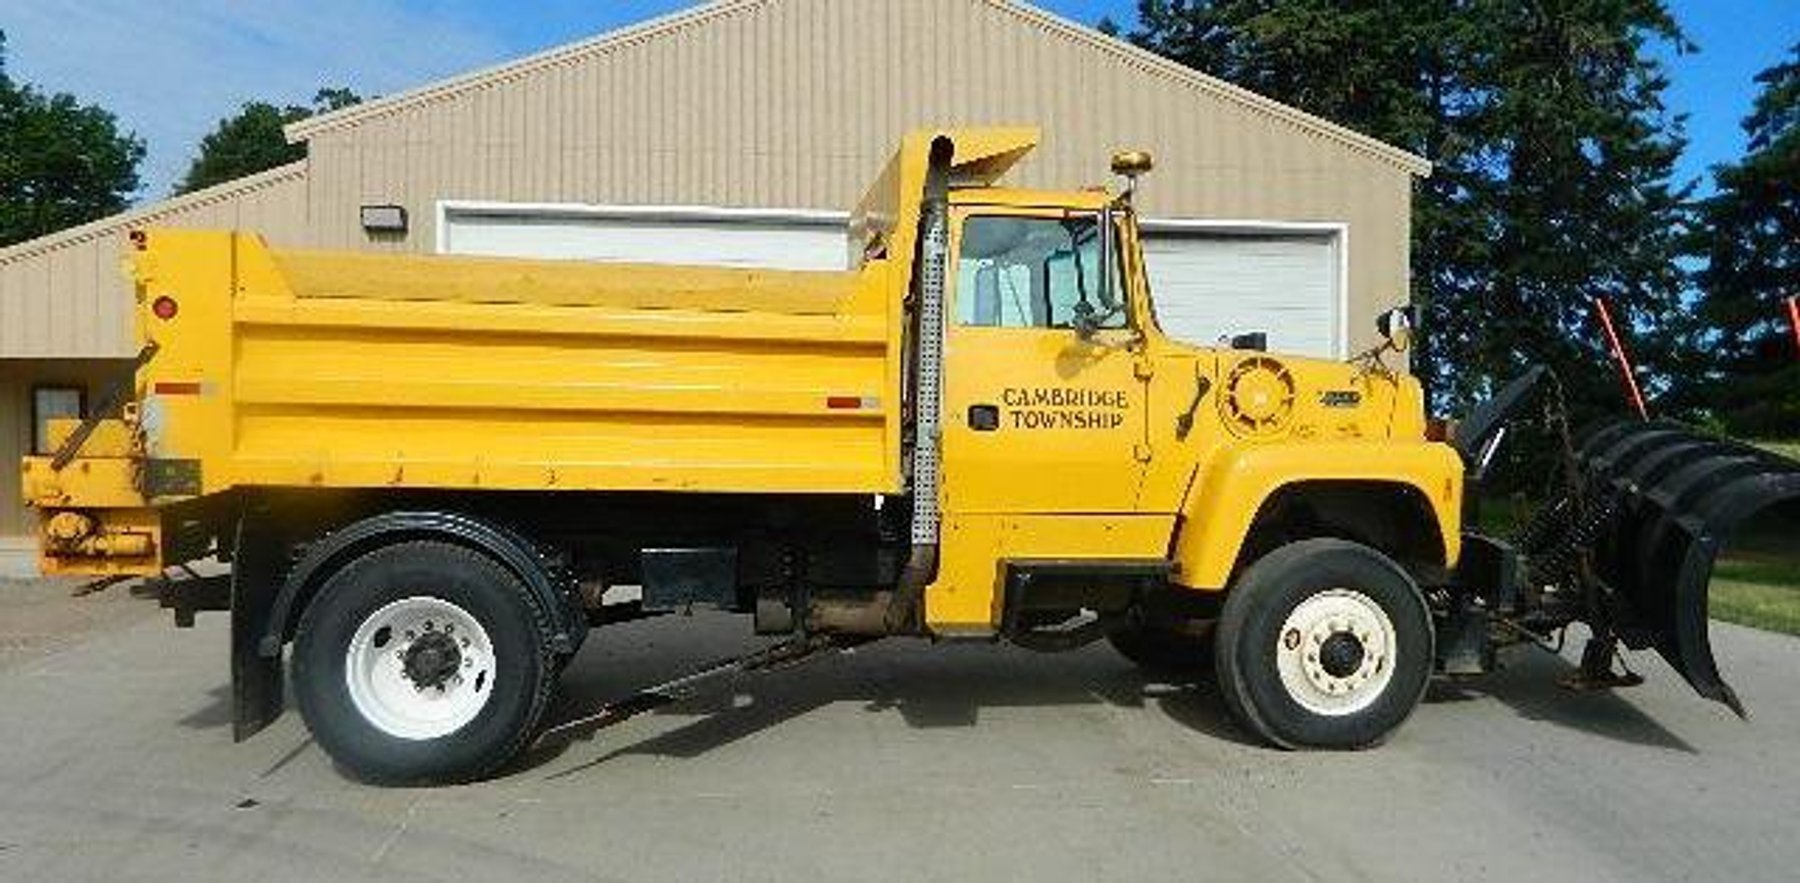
[438,206,1342,356]
[1140,224,1344,357]
[438,203,850,271]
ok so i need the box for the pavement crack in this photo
[370,797,421,864]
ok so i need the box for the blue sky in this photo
[3,0,1792,200]
[1653,0,1796,193]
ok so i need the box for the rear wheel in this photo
[292,541,556,784]
[1214,538,1432,749]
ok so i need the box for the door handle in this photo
[968,404,1000,431]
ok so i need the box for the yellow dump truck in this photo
[24,128,1798,783]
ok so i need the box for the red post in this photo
[1592,296,1650,420]
[1787,295,1799,360]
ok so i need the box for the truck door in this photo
[940,207,1147,513]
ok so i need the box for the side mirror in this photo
[1377,306,1416,353]
[1072,303,1102,340]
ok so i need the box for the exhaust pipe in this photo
[888,136,957,634]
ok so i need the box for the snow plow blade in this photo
[1577,422,1800,716]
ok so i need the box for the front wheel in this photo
[292,541,557,784]
[1214,538,1433,749]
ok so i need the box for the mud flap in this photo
[229,509,285,741]
[1577,422,1800,716]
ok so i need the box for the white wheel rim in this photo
[1274,588,1397,717]
[346,596,495,740]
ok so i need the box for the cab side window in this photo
[955,215,1125,330]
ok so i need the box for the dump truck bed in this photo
[133,231,902,497]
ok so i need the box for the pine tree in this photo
[1128,1,1694,423]
[1692,44,1800,436]
[1473,0,1692,420]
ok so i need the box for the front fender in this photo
[1170,441,1464,589]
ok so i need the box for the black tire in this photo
[292,541,556,784]
[1214,538,1433,750]
[1107,623,1214,676]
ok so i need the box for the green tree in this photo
[0,31,145,247]
[176,87,361,195]
[1475,1,1692,421]
[1128,1,1694,422]
[1691,44,1800,436]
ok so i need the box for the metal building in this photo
[0,0,1427,553]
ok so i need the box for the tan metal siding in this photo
[300,0,1413,349]
[0,0,1415,360]
[0,165,310,358]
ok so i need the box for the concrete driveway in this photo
[1,576,1797,882]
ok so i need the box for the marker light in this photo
[151,296,179,320]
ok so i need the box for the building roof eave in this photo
[0,162,309,266]
[280,0,1430,179]
[284,0,769,144]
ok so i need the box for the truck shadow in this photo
[522,614,1701,780]
[524,624,1255,780]
[1423,649,1697,754]
[170,612,1696,779]
[178,684,237,731]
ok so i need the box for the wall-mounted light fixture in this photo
[360,204,408,234]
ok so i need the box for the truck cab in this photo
[878,133,1461,638]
